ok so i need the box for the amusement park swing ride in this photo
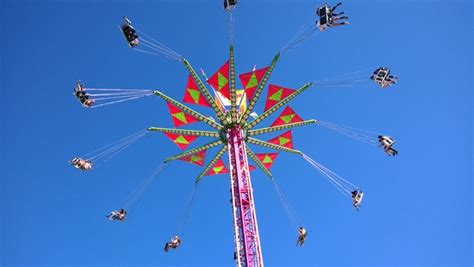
[70,1,399,266]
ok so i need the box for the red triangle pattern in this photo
[255,153,278,170]
[163,132,198,150]
[166,102,200,128]
[270,106,303,127]
[238,67,268,100]
[264,84,295,111]
[183,75,210,107]
[207,61,230,99]
[178,150,207,166]
[267,130,294,149]
[206,159,229,176]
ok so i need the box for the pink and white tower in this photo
[228,126,264,267]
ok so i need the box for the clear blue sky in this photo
[1,0,472,266]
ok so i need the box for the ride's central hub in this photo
[219,112,247,142]
[219,124,247,142]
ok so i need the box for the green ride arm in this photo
[246,137,302,155]
[246,82,313,129]
[247,119,318,136]
[181,58,227,122]
[245,144,273,179]
[153,90,223,130]
[195,144,228,183]
[147,127,220,138]
[164,140,224,163]
[229,45,238,123]
[239,53,280,125]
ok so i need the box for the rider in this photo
[385,74,399,86]
[378,135,393,147]
[70,157,93,171]
[371,67,398,87]
[330,2,343,15]
[316,2,349,30]
[121,16,139,47]
[73,81,96,107]
[328,14,350,27]
[70,157,81,166]
[81,160,93,170]
[82,98,96,108]
[378,135,398,156]
[351,190,363,210]
[74,81,91,104]
[74,81,85,99]
[164,236,182,252]
[386,146,398,156]
[107,209,127,221]
[296,226,308,246]
[328,2,349,27]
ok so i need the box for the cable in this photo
[177,183,198,237]
[280,14,317,54]
[317,121,380,147]
[122,162,169,212]
[129,27,182,61]
[83,129,148,159]
[302,154,358,199]
[86,88,152,92]
[272,179,302,230]
[90,94,152,108]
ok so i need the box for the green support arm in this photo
[245,144,273,179]
[246,82,313,129]
[229,45,238,123]
[147,127,220,138]
[247,119,317,136]
[164,140,224,163]
[246,137,302,155]
[195,144,228,183]
[239,53,281,124]
[181,58,227,122]
[153,90,223,130]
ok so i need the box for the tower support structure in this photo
[227,126,264,267]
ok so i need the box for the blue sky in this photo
[1,0,472,266]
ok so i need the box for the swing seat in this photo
[121,20,139,47]
[373,67,390,87]
[224,0,237,10]
[316,5,331,31]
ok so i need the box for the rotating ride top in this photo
[70,2,399,266]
